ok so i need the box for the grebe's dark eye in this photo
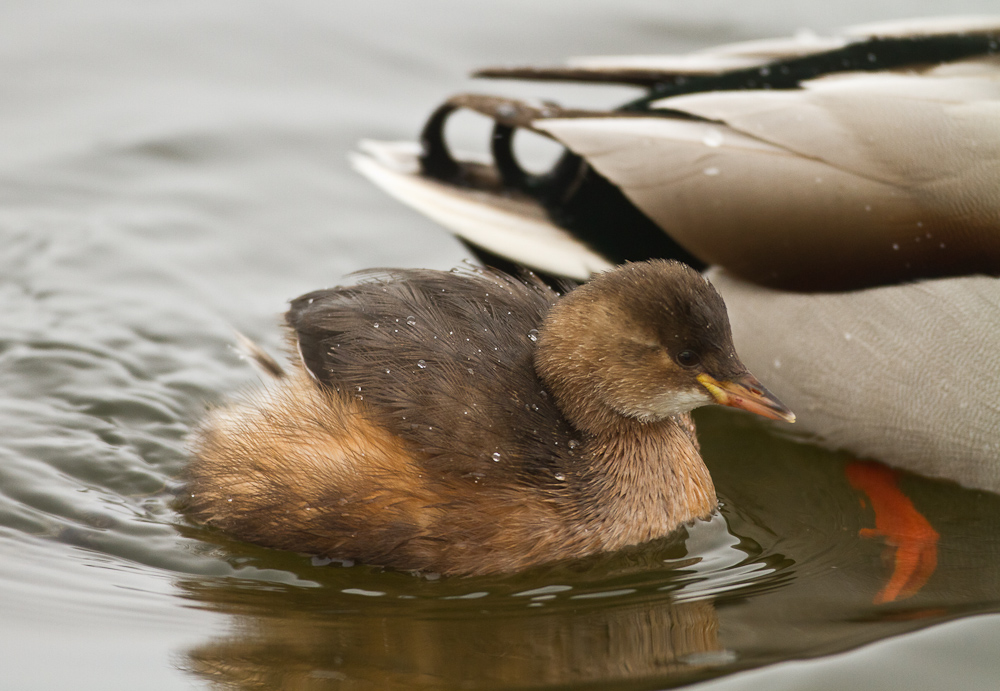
[676,350,700,368]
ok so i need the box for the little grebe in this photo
[187,260,793,575]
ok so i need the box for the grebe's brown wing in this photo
[286,267,578,483]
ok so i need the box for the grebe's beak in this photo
[697,372,796,423]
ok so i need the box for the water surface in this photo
[2,1,999,689]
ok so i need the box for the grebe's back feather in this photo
[287,266,576,485]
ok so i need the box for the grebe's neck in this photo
[576,415,717,549]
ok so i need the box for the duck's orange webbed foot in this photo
[845,460,939,605]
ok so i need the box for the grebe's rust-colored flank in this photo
[187,260,792,575]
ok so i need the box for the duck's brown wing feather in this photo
[286,267,580,484]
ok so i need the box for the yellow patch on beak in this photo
[697,373,795,423]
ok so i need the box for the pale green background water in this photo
[1,1,999,689]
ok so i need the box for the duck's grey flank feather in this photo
[713,269,1000,493]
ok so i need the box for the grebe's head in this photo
[534,260,794,434]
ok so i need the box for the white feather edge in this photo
[566,53,773,75]
[567,35,847,74]
[652,68,1000,112]
[564,17,1000,76]
[351,140,613,281]
[845,14,1000,38]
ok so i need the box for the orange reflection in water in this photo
[845,461,939,605]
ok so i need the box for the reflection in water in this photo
[665,514,791,604]
[180,515,768,689]
[846,461,940,604]
[184,596,723,688]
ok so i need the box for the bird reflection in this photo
[183,595,725,689]
[177,515,772,689]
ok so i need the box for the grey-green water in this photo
[2,1,1000,689]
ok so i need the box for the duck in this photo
[351,16,1000,493]
[186,261,792,575]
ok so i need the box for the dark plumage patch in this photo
[287,266,579,486]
